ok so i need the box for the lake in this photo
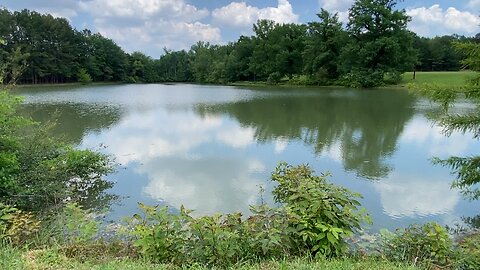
[16,84,480,232]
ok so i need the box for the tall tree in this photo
[340,0,416,87]
[303,9,348,84]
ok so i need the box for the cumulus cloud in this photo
[317,0,354,23]
[212,0,299,28]
[406,5,480,37]
[468,0,480,9]
[78,0,220,55]
[79,0,208,22]
[3,0,79,20]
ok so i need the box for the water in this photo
[15,84,480,231]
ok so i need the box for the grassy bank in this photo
[13,81,123,90]
[0,246,419,270]
[401,71,475,86]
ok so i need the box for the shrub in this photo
[77,68,92,84]
[340,69,384,88]
[380,222,453,268]
[287,75,315,85]
[126,162,369,266]
[267,72,282,84]
[0,203,40,245]
[0,91,115,214]
[271,162,369,257]
[454,230,480,270]
[383,71,403,85]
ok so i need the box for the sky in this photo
[1,0,479,57]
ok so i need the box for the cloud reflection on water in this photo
[81,107,264,215]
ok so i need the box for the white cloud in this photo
[37,8,77,20]
[212,0,299,28]
[468,0,480,9]
[78,0,220,55]
[406,5,480,37]
[79,0,208,22]
[317,0,353,23]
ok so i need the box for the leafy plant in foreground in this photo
[0,203,40,245]
[272,162,369,257]
[126,162,369,266]
[380,222,453,269]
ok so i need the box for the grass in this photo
[401,71,475,87]
[1,246,419,270]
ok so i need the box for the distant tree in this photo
[190,41,213,83]
[1,51,115,213]
[157,49,193,82]
[77,68,92,84]
[340,0,416,87]
[250,20,306,82]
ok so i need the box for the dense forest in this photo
[0,3,476,87]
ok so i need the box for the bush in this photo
[383,71,403,85]
[380,222,453,268]
[287,75,315,85]
[0,203,40,245]
[267,72,282,84]
[340,69,384,88]
[271,162,369,257]
[77,68,92,84]
[126,162,369,267]
[454,230,480,270]
[0,91,115,214]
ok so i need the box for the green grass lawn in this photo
[1,246,419,270]
[401,71,475,87]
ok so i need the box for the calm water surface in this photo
[16,84,480,231]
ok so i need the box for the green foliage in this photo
[267,72,282,84]
[454,231,480,270]
[340,0,416,87]
[271,162,369,257]
[0,90,115,213]
[383,71,402,85]
[126,163,369,267]
[0,203,40,245]
[127,204,187,264]
[414,35,467,72]
[287,75,315,85]
[413,41,480,200]
[433,157,480,200]
[60,203,100,245]
[77,68,92,84]
[339,69,384,88]
[380,222,453,268]
[304,9,346,84]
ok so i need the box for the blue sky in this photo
[1,0,479,57]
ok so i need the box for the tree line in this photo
[0,0,476,87]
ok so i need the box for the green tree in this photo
[250,20,306,82]
[303,9,348,84]
[0,49,115,213]
[76,68,92,84]
[340,0,416,87]
[416,41,480,199]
